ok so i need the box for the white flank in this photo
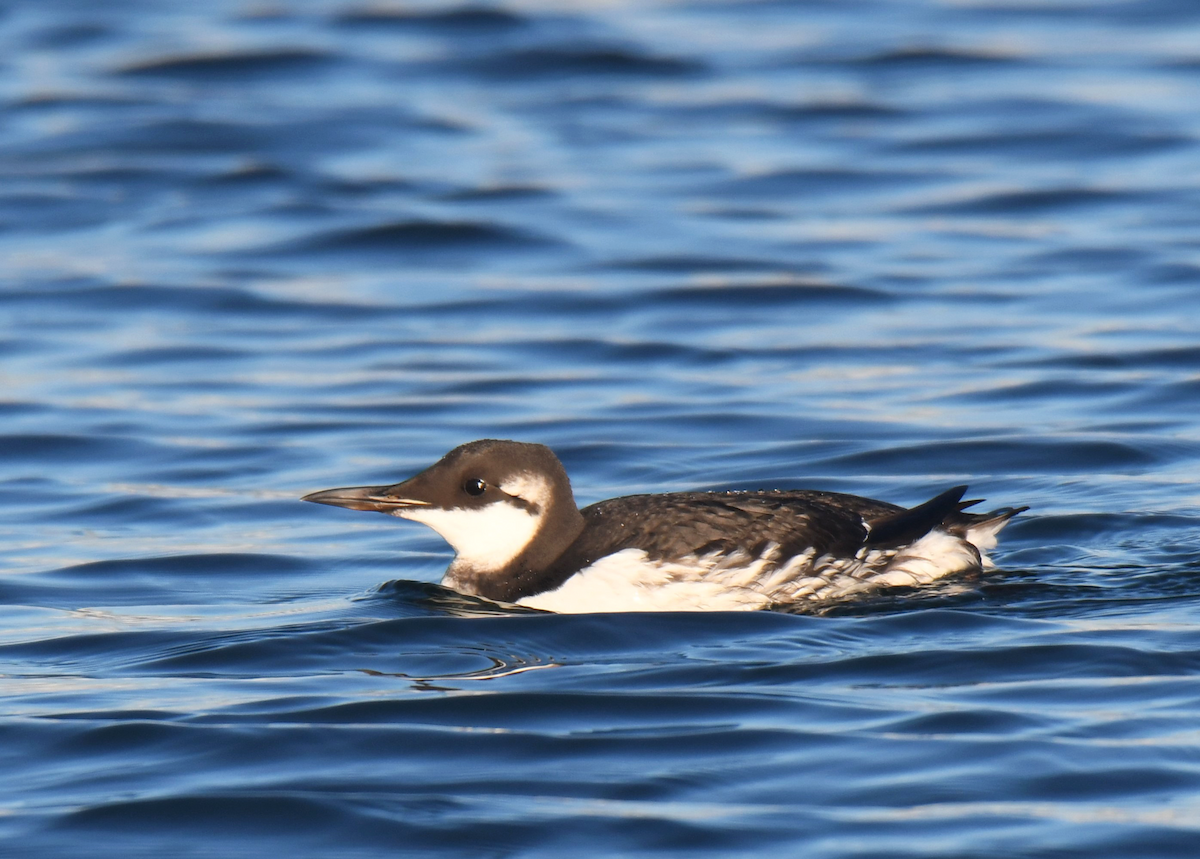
[518,525,999,613]
[869,529,980,588]
[964,518,1009,568]
[400,502,540,572]
[516,548,778,613]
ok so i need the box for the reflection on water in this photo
[3,0,1200,855]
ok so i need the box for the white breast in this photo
[515,548,777,612]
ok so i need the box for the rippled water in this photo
[4,0,1200,856]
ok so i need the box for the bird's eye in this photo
[463,478,487,496]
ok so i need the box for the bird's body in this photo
[304,439,1026,613]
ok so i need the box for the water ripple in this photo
[4,0,1200,855]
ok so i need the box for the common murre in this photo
[303,439,1027,613]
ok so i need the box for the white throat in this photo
[397,471,551,580]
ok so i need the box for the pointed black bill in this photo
[301,485,427,514]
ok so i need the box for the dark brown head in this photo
[303,439,585,597]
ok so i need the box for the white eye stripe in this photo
[498,472,550,507]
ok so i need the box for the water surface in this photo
[3,1,1200,856]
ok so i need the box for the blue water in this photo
[3,0,1200,855]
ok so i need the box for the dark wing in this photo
[561,489,893,569]
[533,486,1019,598]
[863,485,967,547]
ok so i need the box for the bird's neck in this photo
[443,499,585,602]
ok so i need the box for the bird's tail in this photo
[945,501,1029,562]
[866,486,1028,553]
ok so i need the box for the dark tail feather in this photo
[865,485,969,548]
[945,504,1030,537]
